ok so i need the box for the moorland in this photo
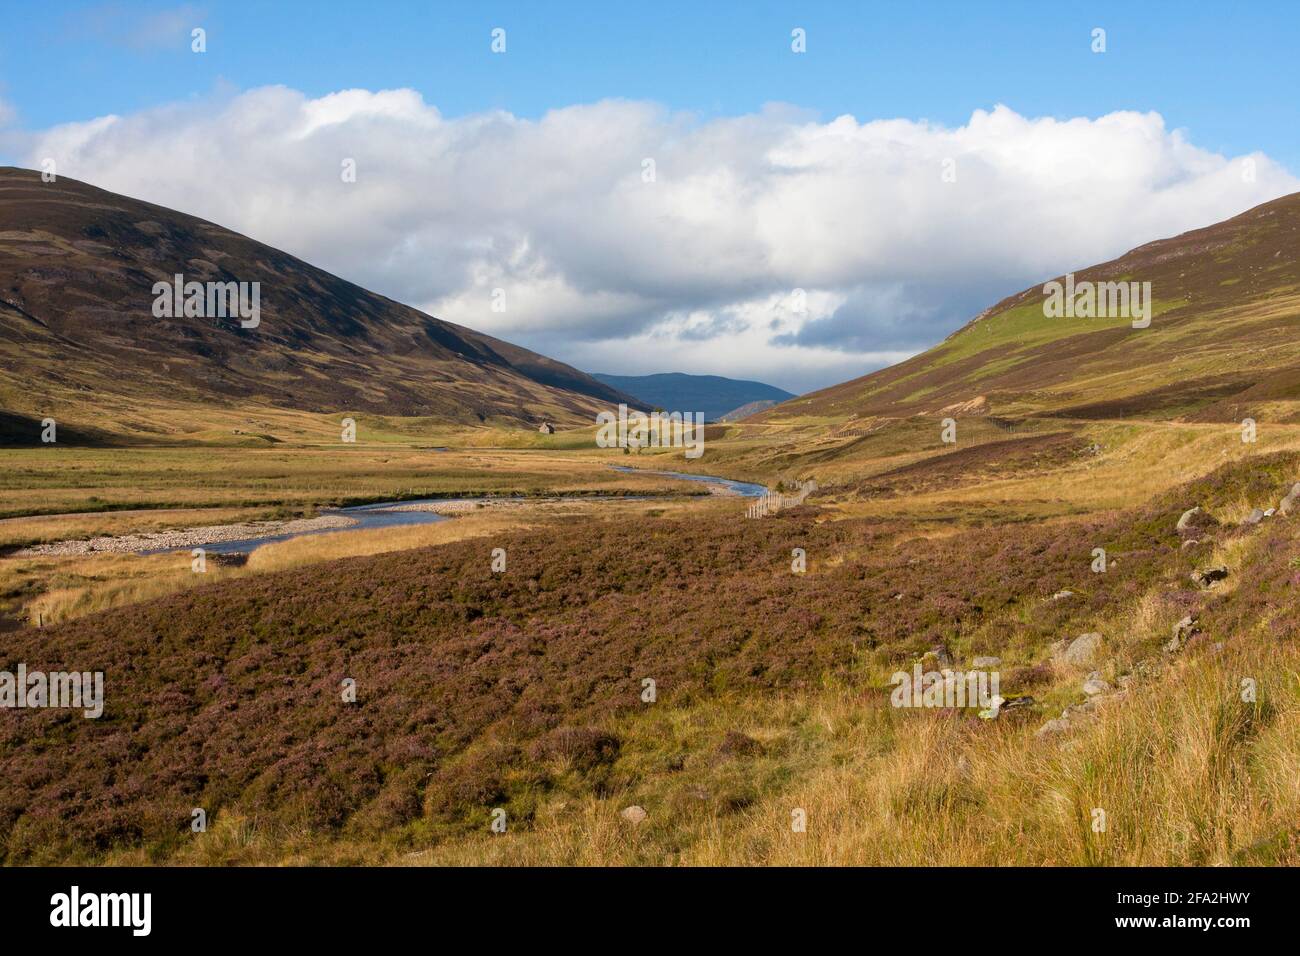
[2,173,1299,865]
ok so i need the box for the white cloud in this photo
[15,89,1298,393]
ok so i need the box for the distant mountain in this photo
[591,372,796,421]
[0,167,638,439]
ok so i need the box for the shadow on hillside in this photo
[0,411,127,447]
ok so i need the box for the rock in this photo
[929,643,953,669]
[972,656,1001,668]
[1165,615,1200,654]
[1064,700,1096,718]
[1176,506,1219,535]
[1280,482,1300,516]
[1181,538,1199,549]
[1035,717,1071,738]
[620,805,647,824]
[978,696,1005,719]
[1191,565,1229,589]
[1265,508,1276,517]
[1176,507,1200,531]
[1242,508,1265,526]
[1051,589,1075,601]
[1061,632,1102,667]
[1082,677,1111,696]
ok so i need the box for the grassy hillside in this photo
[0,167,638,442]
[767,191,1300,425]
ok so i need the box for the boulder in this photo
[1242,508,1265,526]
[620,805,648,825]
[928,643,953,669]
[1082,677,1111,696]
[1035,717,1071,738]
[1190,565,1229,589]
[1280,482,1300,516]
[1051,589,1075,601]
[1061,632,1102,667]
[1165,615,1200,654]
[1176,506,1217,533]
[972,655,1001,668]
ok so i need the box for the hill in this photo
[765,192,1300,426]
[591,372,795,421]
[0,167,636,442]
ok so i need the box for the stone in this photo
[1061,632,1102,667]
[972,656,1001,668]
[620,805,647,824]
[1082,677,1111,696]
[1242,508,1265,526]
[1165,615,1200,654]
[1051,589,1075,601]
[1191,565,1229,589]
[1176,507,1201,531]
[1279,482,1300,516]
[1035,717,1071,738]
[929,643,953,669]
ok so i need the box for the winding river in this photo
[161,467,768,556]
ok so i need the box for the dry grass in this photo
[384,639,1297,867]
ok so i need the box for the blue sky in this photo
[5,1,1298,166]
[2,2,1298,391]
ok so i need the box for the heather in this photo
[3,451,1294,863]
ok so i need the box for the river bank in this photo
[10,469,769,558]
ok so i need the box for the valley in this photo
[2,175,1299,869]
